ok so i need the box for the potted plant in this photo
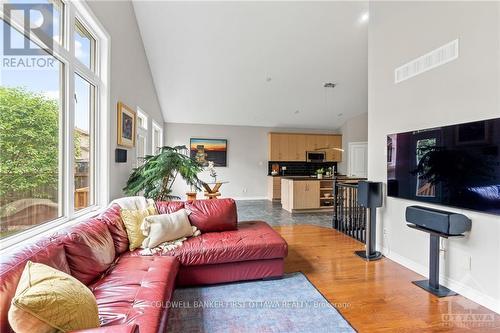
[123,145,203,201]
[207,161,217,182]
[316,168,325,179]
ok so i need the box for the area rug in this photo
[167,272,356,332]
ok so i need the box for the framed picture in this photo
[190,138,228,167]
[117,102,136,148]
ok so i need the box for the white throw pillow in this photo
[141,209,194,249]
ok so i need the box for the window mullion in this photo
[65,5,77,218]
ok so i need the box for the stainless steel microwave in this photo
[306,151,326,162]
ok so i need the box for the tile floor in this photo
[236,200,333,228]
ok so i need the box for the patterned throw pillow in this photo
[121,204,157,251]
[8,261,100,333]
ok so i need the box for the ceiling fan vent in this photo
[395,39,459,84]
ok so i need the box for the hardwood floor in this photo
[275,225,500,333]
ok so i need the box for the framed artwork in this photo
[190,138,228,167]
[117,102,136,148]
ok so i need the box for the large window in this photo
[0,1,109,243]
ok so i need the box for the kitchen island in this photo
[280,176,363,213]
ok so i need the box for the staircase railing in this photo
[332,179,366,243]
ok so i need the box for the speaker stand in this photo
[355,250,383,261]
[408,228,459,297]
[355,207,383,261]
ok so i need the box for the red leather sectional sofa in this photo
[0,199,288,333]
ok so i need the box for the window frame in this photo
[0,0,110,250]
[136,107,148,166]
[152,120,163,154]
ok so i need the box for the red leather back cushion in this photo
[63,218,116,285]
[156,201,185,214]
[185,198,238,232]
[99,203,129,255]
[0,235,70,333]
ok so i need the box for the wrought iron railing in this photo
[332,180,367,243]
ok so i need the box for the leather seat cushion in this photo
[185,198,237,232]
[126,221,288,266]
[89,256,178,333]
[63,218,116,285]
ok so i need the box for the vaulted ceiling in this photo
[133,1,368,129]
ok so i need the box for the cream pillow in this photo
[8,261,100,333]
[141,209,195,249]
[121,204,157,251]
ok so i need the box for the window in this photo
[136,108,148,131]
[74,19,95,70]
[74,74,95,210]
[136,108,148,165]
[0,1,109,243]
[152,121,163,154]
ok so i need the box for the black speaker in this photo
[357,181,383,208]
[115,148,127,163]
[355,181,383,261]
[406,206,471,235]
[406,205,471,297]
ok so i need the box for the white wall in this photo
[165,123,338,200]
[369,1,500,313]
[338,112,368,174]
[86,1,164,200]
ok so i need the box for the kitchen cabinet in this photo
[326,135,342,162]
[281,178,321,212]
[293,180,320,209]
[267,176,281,201]
[268,133,342,162]
[268,133,290,161]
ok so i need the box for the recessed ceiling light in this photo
[360,12,369,23]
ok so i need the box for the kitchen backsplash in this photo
[268,161,337,176]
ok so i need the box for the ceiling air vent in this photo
[394,39,459,84]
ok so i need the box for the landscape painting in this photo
[190,138,227,167]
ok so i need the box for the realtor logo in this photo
[3,3,54,55]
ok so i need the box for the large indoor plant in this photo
[123,145,203,201]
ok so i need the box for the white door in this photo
[348,142,368,178]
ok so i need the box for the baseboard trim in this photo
[381,247,500,314]
[233,197,268,201]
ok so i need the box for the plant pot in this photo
[317,174,323,179]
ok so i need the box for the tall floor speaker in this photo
[355,181,383,261]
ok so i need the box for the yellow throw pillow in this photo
[8,261,100,333]
[121,204,157,251]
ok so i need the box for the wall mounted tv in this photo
[387,117,500,215]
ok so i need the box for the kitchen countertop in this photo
[280,176,335,181]
[272,175,365,181]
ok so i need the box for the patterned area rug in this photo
[167,272,355,333]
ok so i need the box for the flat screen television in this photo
[387,117,500,215]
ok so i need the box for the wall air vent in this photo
[394,39,459,84]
